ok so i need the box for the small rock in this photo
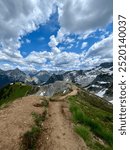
[63,133,65,136]
[57,136,60,139]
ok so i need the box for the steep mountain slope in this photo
[36,81,72,97]
[32,71,51,84]
[0,73,12,89]
[5,68,26,81]
[0,68,27,88]
[0,83,38,107]
[82,63,113,102]
[45,74,64,85]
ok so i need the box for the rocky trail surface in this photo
[0,86,87,150]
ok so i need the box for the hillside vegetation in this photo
[69,90,113,150]
[0,83,38,107]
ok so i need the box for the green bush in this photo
[32,112,45,127]
[21,126,41,150]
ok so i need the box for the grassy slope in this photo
[0,83,36,107]
[68,90,113,150]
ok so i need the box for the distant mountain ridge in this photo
[0,62,113,102]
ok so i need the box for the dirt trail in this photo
[0,96,44,150]
[59,88,78,100]
[38,87,87,150]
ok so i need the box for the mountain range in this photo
[0,62,113,103]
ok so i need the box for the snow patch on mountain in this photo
[96,88,107,97]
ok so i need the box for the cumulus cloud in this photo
[52,47,61,54]
[48,35,58,48]
[51,52,80,69]
[22,50,80,70]
[48,35,61,54]
[0,63,14,71]
[26,39,31,44]
[65,37,75,43]
[58,0,112,33]
[0,0,55,41]
[81,42,88,49]
[81,34,113,67]
[25,51,53,64]
[85,34,113,59]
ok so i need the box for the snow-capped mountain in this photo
[0,62,113,103]
[73,62,113,102]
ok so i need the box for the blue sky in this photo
[0,0,113,71]
[20,11,60,56]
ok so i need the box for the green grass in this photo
[40,98,49,107]
[32,111,47,127]
[21,125,41,150]
[0,83,37,107]
[69,90,113,150]
[75,125,91,142]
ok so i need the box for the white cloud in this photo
[67,44,73,49]
[65,37,75,43]
[25,51,53,65]
[82,34,113,66]
[58,0,112,33]
[51,52,80,69]
[86,34,113,58]
[0,63,14,71]
[58,46,65,51]
[48,35,61,54]
[0,0,55,40]
[38,37,45,41]
[48,35,58,48]
[26,39,31,44]
[52,47,61,54]
[81,42,88,49]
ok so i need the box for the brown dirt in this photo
[37,87,87,150]
[0,96,44,150]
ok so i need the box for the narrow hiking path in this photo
[0,96,44,150]
[37,86,87,150]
